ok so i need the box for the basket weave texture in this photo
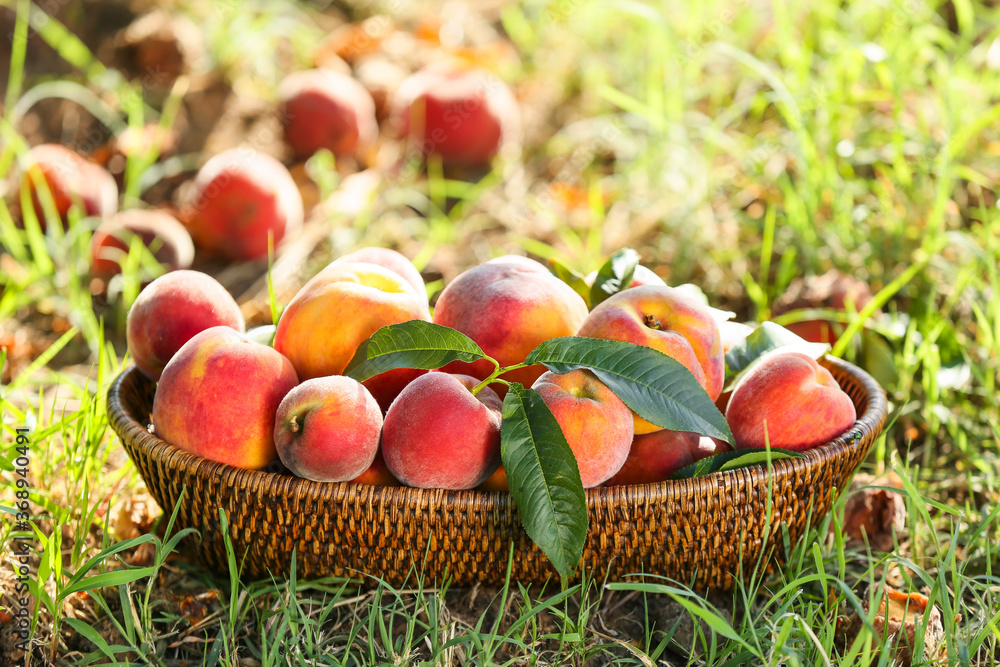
[107,357,886,590]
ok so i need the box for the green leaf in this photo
[344,320,492,383]
[670,448,805,480]
[60,566,158,597]
[63,618,129,659]
[525,337,734,444]
[60,534,158,600]
[548,257,591,306]
[501,384,588,580]
[589,248,639,307]
[724,321,830,387]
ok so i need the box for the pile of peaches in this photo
[127,248,858,491]
[12,58,518,287]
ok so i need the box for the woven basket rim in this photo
[107,355,888,510]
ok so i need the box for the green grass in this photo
[2,0,1000,664]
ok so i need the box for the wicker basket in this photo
[107,356,886,590]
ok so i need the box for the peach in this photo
[432,256,589,396]
[604,430,698,486]
[393,61,521,168]
[89,209,195,283]
[361,367,427,414]
[577,285,724,433]
[477,465,508,492]
[350,447,401,486]
[691,436,733,460]
[273,261,431,380]
[126,270,245,380]
[274,376,382,482]
[726,351,856,451]
[604,431,733,486]
[332,247,427,304]
[278,69,378,160]
[531,370,634,488]
[187,148,304,260]
[20,144,118,229]
[381,373,502,489]
[152,326,299,470]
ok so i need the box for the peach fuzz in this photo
[432,256,589,396]
[392,61,521,168]
[576,285,724,433]
[332,247,427,304]
[20,144,118,229]
[361,367,427,414]
[274,261,431,381]
[278,68,378,160]
[726,351,856,451]
[126,270,245,380]
[381,373,502,490]
[531,370,634,488]
[274,376,382,482]
[89,209,195,282]
[152,326,299,470]
[187,148,304,260]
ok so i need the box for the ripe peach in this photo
[393,61,521,168]
[89,209,195,282]
[350,447,401,486]
[692,436,733,460]
[278,69,378,160]
[126,270,245,380]
[532,370,634,488]
[577,285,724,433]
[274,376,382,482]
[432,256,589,396]
[20,144,118,229]
[381,373,502,489]
[726,351,856,451]
[187,148,304,260]
[152,326,299,470]
[332,247,426,304]
[477,465,508,492]
[274,261,431,380]
[603,431,733,486]
[361,367,427,414]
[604,430,697,486]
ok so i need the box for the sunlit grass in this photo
[1,0,999,663]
